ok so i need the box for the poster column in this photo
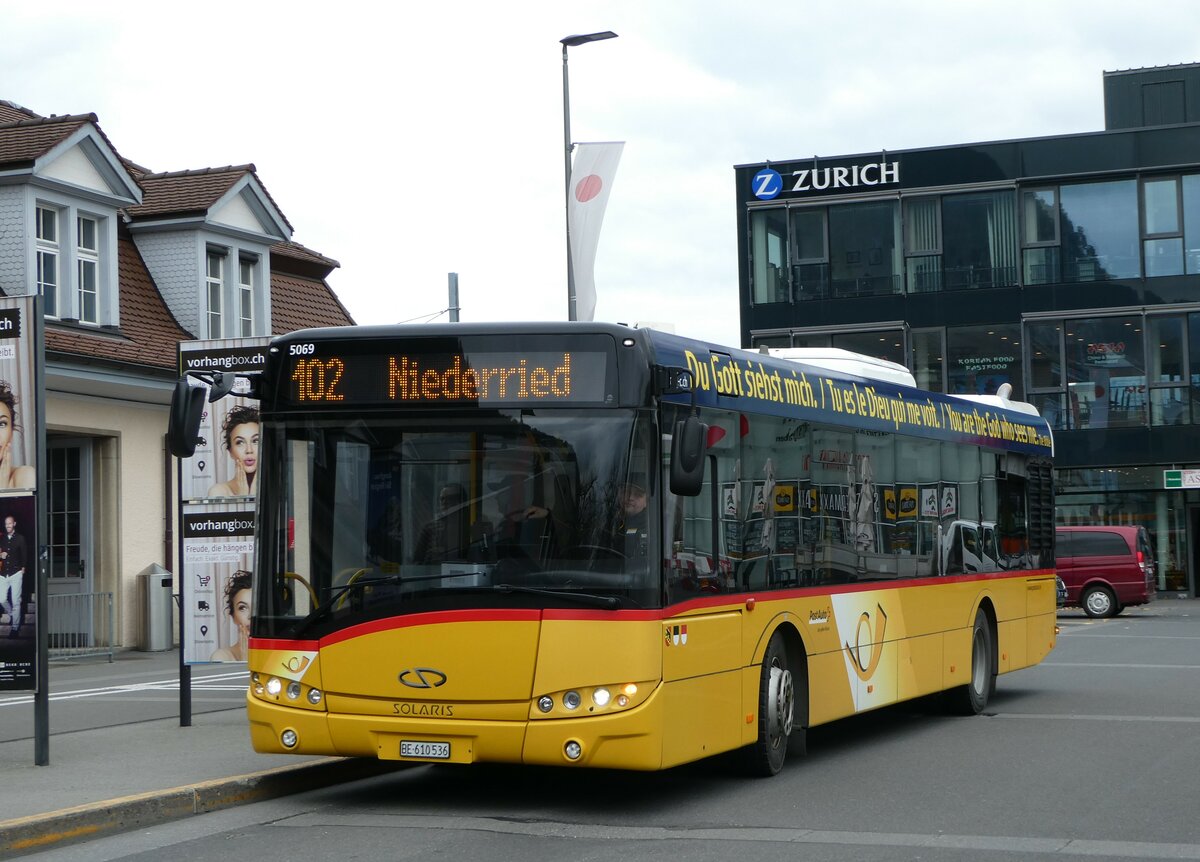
[175,337,268,725]
[0,296,41,699]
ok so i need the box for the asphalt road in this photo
[15,600,1200,861]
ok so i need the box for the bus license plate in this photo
[400,740,450,759]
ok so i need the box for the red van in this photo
[1055,526,1157,618]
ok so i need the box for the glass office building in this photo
[736,64,1200,596]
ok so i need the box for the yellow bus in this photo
[169,322,1058,775]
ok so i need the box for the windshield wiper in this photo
[289,575,402,636]
[494,583,621,610]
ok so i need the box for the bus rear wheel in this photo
[743,630,799,776]
[944,608,995,716]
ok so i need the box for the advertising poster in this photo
[0,494,36,690]
[182,504,254,664]
[0,297,37,492]
[177,338,269,501]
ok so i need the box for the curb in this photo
[0,757,400,857]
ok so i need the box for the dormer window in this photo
[37,206,59,317]
[206,250,224,338]
[77,215,99,323]
[238,257,255,337]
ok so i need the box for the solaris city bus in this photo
[168,322,1057,776]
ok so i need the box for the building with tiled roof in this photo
[0,99,353,649]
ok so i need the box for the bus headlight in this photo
[537,695,554,713]
[592,687,611,707]
[266,677,283,696]
[286,681,302,700]
[563,690,582,710]
[307,688,323,705]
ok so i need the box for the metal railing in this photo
[47,592,114,662]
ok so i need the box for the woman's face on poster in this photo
[231,588,251,632]
[0,401,13,450]
[229,422,259,475]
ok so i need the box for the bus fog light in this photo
[564,740,582,761]
[563,690,581,710]
[281,729,298,748]
[266,677,283,696]
[537,695,554,713]
[592,687,611,707]
[286,681,302,700]
[307,688,323,705]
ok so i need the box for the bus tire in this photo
[742,630,796,777]
[945,607,995,715]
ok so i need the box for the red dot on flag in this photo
[575,174,603,202]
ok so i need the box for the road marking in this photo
[275,813,1200,859]
[0,672,247,708]
[1041,660,1200,669]
[995,712,1200,723]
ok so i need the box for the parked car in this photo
[1055,525,1157,618]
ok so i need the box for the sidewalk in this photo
[0,652,398,857]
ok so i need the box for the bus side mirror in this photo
[167,378,207,458]
[670,414,708,497]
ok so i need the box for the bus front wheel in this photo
[945,608,995,715]
[742,630,798,777]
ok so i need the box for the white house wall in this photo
[48,392,171,648]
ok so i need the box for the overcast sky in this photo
[6,1,1200,346]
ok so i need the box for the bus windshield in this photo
[255,408,659,638]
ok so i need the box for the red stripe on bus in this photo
[250,568,1056,645]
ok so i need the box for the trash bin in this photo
[138,563,174,651]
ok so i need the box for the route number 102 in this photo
[292,357,345,401]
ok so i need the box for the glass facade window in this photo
[910,329,944,393]
[831,330,905,366]
[239,258,255,337]
[904,197,941,293]
[1147,316,1188,425]
[829,201,901,298]
[1142,177,1183,277]
[1182,175,1200,274]
[750,209,789,304]
[946,324,1022,397]
[1064,316,1146,429]
[1059,180,1140,281]
[941,191,1018,290]
[790,208,829,300]
[1022,189,1059,285]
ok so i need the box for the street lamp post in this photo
[561,30,617,322]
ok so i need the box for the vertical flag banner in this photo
[569,141,624,322]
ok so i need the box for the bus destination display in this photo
[286,348,613,406]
